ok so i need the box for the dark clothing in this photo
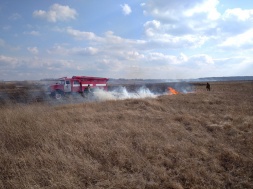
[206,83,211,91]
[84,85,91,95]
[80,82,82,92]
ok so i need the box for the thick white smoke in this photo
[93,86,159,101]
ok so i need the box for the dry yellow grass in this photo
[0,81,252,189]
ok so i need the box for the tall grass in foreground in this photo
[0,82,253,189]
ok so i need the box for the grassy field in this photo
[0,81,252,189]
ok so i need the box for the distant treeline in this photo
[108,76,253,85]
[197,76,253,81]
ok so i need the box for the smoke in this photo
[93,86,159,101]
[0,81,195,106]
[173,82,194,93]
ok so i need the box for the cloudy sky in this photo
[0,0,253,80]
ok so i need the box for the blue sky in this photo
[0,0,253,80]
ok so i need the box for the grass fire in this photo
[168,87,180,95]
[0,81,252,188]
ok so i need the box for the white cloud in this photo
[2,1,253,80]
[0,55,18,66]
[189,54,214,65]
[48,45,98,56]
[154,53,213,66]
[66,28,101,41]
[143,25,208,48]
[142,0,253,44]
[141,0,221,49]
[27,47,39,55]
[147,52,177,63]
[144,20,161,29]
[144,20,161,37]
[218,8,253,36]
[30,31,40,36]
[223,8,253,21]
[64,28,146,51]
[74,47,98,55]
[143,0,205,21]
[9,13,22,20]
[140,0,253,56]
[33,4,77,22]
[62,27,210,70]
[124,51,144,60]
[24,31,40,36]
[219,28,253,49]
[104,31,125,44]
[184,0,220,20]
[121,4,132,15]
[47,45,67,55]
[4,0,252,80]
[178,53,188,62]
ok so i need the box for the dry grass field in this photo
[0,81,253,189]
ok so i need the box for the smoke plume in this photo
[93,86,159,101]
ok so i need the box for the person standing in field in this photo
[206,82,211,91]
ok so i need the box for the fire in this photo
[168,87,179,95]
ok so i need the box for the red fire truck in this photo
[48,76,109,99]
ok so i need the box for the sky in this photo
[0,0,253,81]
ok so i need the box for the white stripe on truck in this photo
[82,84,93,86]
[95,84,106,86]
[73,84,105,87]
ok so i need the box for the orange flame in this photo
[168,87,179,95]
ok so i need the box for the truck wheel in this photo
[54,91,63,100]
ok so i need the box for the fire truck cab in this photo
[49,76,109,99]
